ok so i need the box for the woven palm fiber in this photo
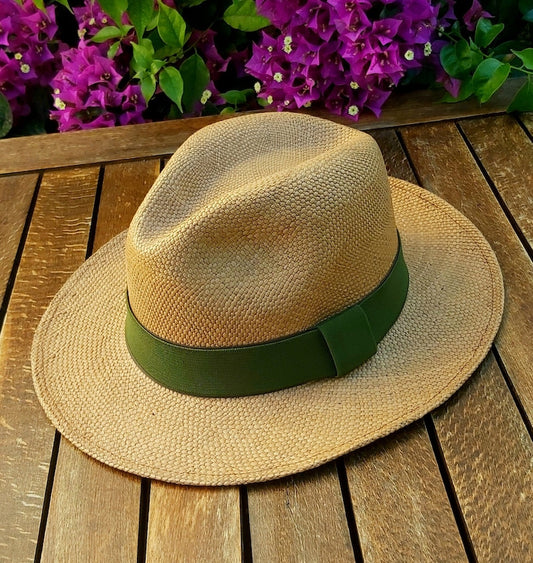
[32,113,504,485]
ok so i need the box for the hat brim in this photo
[31,178,504,486]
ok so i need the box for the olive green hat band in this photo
[124,236,409,398]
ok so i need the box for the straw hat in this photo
[32,112,503,485]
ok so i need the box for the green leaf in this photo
[55,0,73,14]
[220,106,235,114]
[91,25,123,43]
[223,0,270,31]
[220,89,254,105]
[131,40,154,73]
[507,78,533,111]
[474,18,504,49]
[159,66,184,111]
[140,72,156,102]
[472,58,511,103]
[440,78,474,103]
[107,40,121,59]
[157,2,186,47]
[32,0,46,12]
[0,92,13,138]
[512,48,533,70]
[519,0,533,22]
[98,0,128,27]
[440,40,483,78]
[128,0,153,37]
[179,53,210,111]
[150,59,165,74]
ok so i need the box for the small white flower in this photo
[14,52,22,60]
[273,72,283,83]
[404,49,415,61]
[267,45,273,52]
[20,63,30,74]
[283,44,292,54]
[53,88,60,95]
[303,101,312,108]
[78,28,87,39]
[101,17,108,24]
[348,105,359,116]
[283,99,290,106]
[283,36,292,46]
[266,95,273,105]
[424,42,432,56]
[200,89,212,104]
[89,17,96,25]
[254,82,261,93]
[54,98,66,110]
[349,81,359,90]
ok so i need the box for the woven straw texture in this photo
[31,113,504,485]
[126,114,397,346]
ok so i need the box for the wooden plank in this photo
[401,121,533,558]
[247,463,354,563]
[401,121,533,422]
[519,112,533,135]
[0,80,523,175]
[344,129,466,562]
[345,422,467,562]
[433,353,533,561]
[0,173,37,302]
[460,115,533,247]
[146,483,241,562]
[41,160,160,561]
[0,167,99,561]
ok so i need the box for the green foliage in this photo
[439,15,533,113]
[0,93,13,138]
[223,0,270,31]
[180,53,210,111]
[157,2,187,48]
[128,0,154,37]
[159,66,184,111]
[98,0,128,28]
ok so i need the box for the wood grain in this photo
[519,112,533,135]
[401,121,533,421]
[247,463,354,563]
[41,160,160,561]
[0,173,37,302]
[433,353,533,561]
[41,441,140,562]
[0,167,99,561]
[345,422,467,562]
[0,80,523,175]
[345,129,466,562]
[146,483,241,563]
[460,115,533,247]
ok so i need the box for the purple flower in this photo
[0,0,61,122]
[50,42,145,131]
[248,0,452,120]
[463,0,492,32]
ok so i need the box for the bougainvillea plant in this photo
[0,0,531,137]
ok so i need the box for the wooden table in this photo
[1,102,532,562]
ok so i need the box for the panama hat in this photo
[32,112,503,486]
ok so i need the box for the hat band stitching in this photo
[124,234,409,398]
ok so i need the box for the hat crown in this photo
[126,113,398,347]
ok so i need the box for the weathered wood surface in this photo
[0,80,523,175]
[0,167,99,561]
[248,464,354,563]
[401,121,533,422]
[402,120,533,560]
[459,115,533,248]
[0,111,531,562]
[147,483,241,562]
[0,174,37,304]
[40,160,160,560]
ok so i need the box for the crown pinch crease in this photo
[124,235,409,398]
